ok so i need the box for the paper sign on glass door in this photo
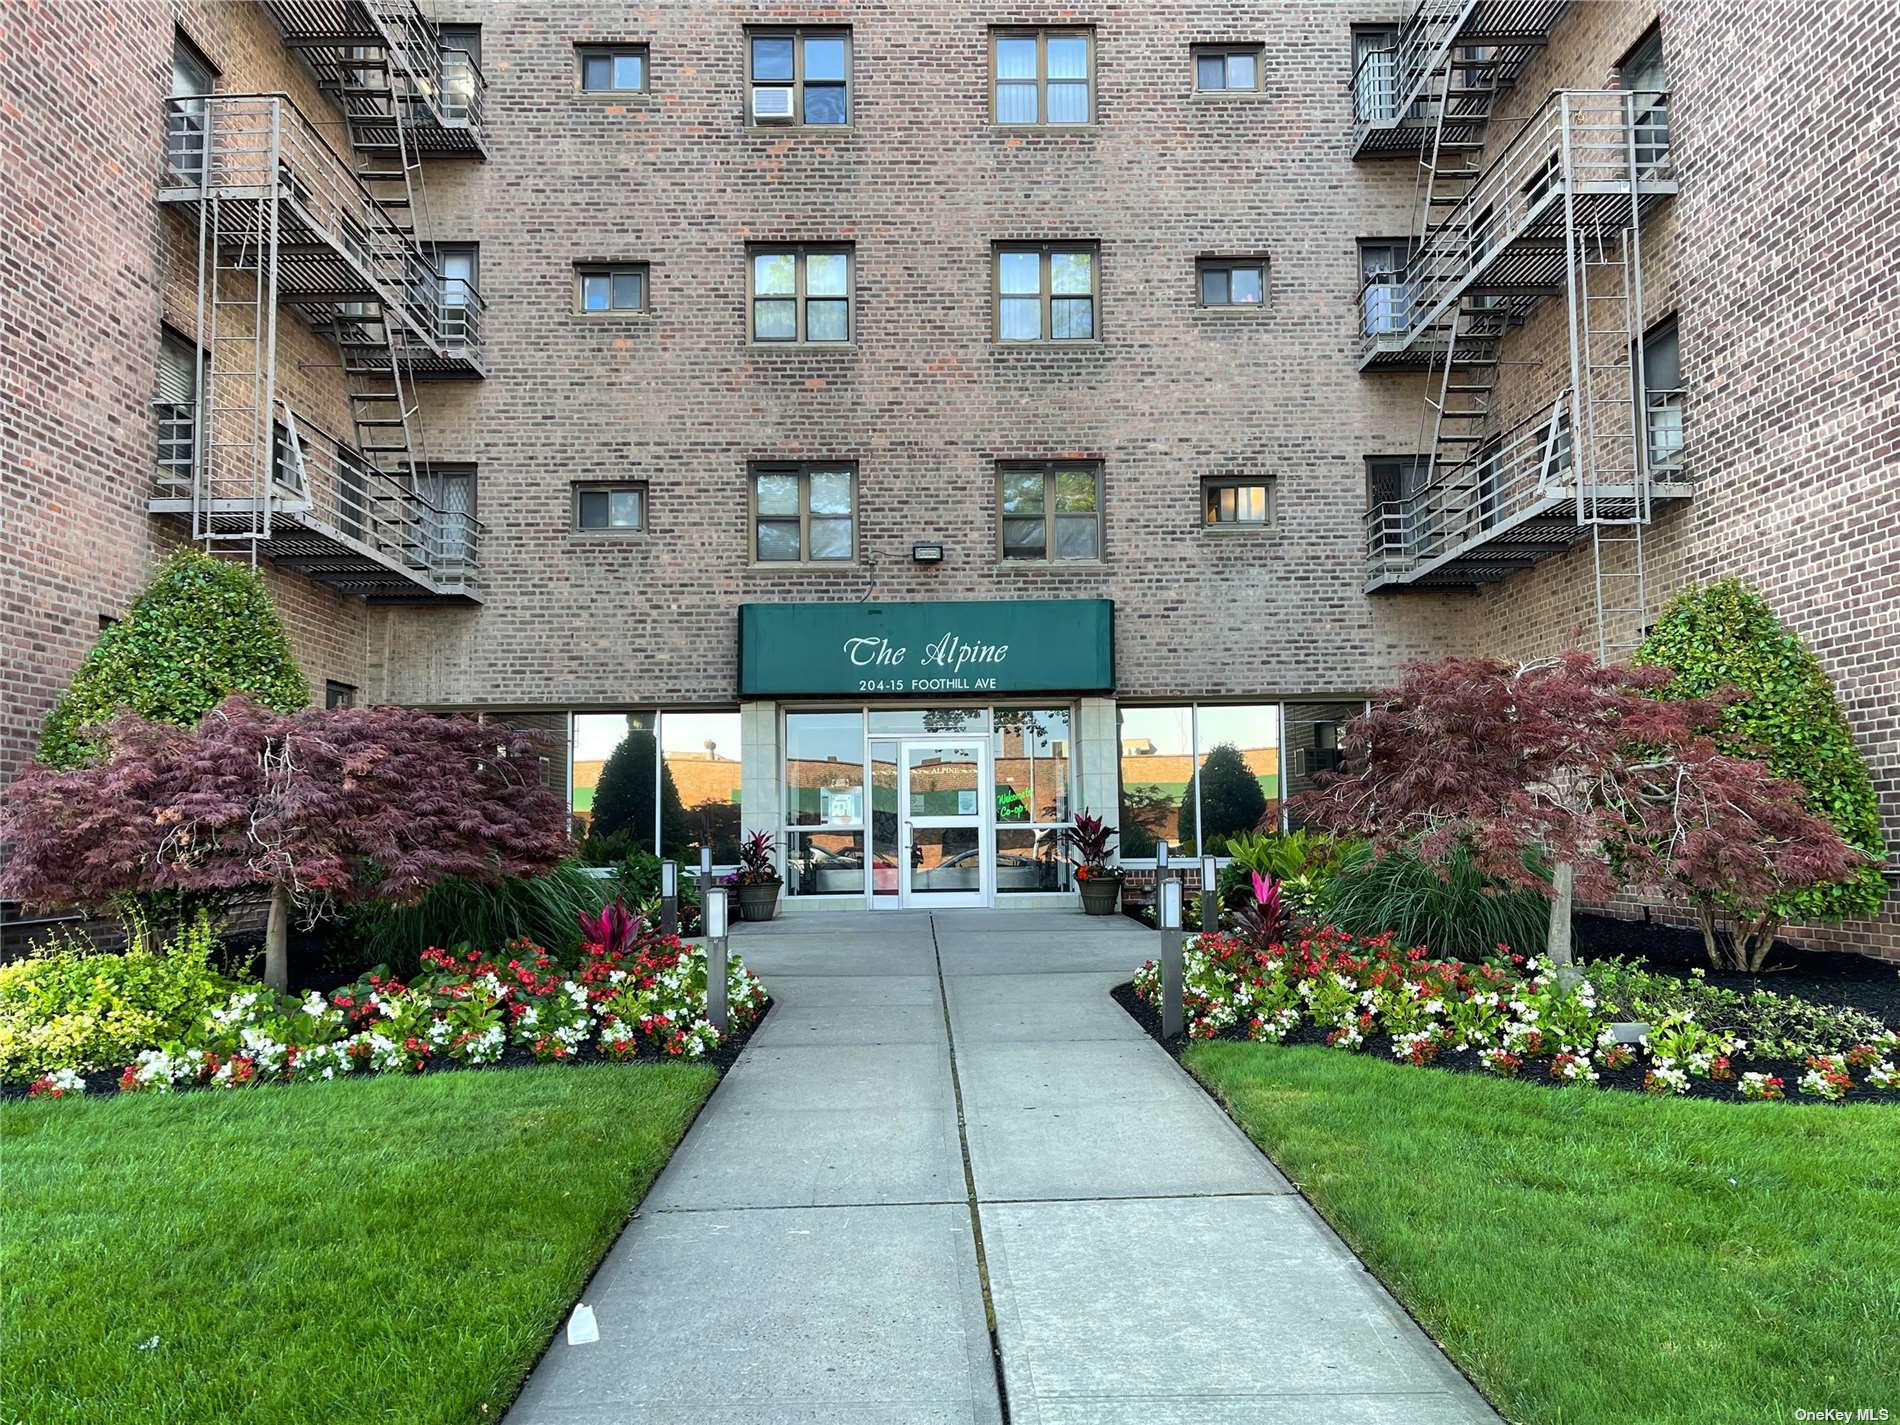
[957,789,977,815]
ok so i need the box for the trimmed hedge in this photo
[1634,579,1885,923]
[37,548,308,768]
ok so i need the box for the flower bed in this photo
[1124,925,1899,1105]
[9,932,767,1102]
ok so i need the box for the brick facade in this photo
[3,0,1896,954]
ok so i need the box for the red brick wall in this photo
[1464,0,1900,959]
[0,0,369,784]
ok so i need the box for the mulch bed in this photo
[1571,914,1900,1021]
[3,997,775,1103]
[1111,981,1897,1105]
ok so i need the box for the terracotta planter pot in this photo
[737,882,781,922]
[1078,877,1122,916]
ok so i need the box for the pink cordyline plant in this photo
[578,897,644,956]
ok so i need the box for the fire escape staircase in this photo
[152,91,482,602]
[1352,0,1570,160]
[1360,88,1690,661]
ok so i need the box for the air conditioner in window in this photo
[752,86,795,121]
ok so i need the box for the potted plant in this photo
[1065,809,1123,916]
[732,829,782,922]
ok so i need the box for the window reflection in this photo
[572,712,657,856]
[1118,706,1194,858]
[660,711,742,864]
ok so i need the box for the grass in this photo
[1186,1043,1900,1425]
[1,1063,717,1425]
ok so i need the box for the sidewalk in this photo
[505,910,1500,1425]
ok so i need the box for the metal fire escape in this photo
[152,3,486,603]
[1357,76,1687,661]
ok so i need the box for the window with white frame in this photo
[784,710,867,896]
[570,710,741,865]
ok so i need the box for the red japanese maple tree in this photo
[1290,651,1868,978]
[0,696,571,988]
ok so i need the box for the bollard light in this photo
[699,844,713,884]
[703,886,730,1034]
[704,885,729,940]
[1201,853,1220,934]
[1160,877,1183,931]
[1159,880,1185,1039]
[659,859,679,938]
[1155,840,1169,871]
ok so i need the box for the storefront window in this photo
[1282,701,1365,826]
[661,711,742,865]
[993,707,1073,893]
[1193,704,1280,854]
[785,711,866,896]
[1118,703,1283,858]
[869,738,899,898]
[571,712,657,856]
[1118,705,1195,858]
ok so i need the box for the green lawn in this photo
[1186,1044,1900,1425]
[1,1064,717,1425]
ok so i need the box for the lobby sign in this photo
[739,599,1114,697]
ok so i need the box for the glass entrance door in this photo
[898,738,990,907]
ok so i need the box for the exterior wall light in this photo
[911,542,945,563]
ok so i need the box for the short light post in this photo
[1200,853,1220,936]
[697,845,713,934]
[703,885,730,1035]
[1159,877,1184,1040]
[1154,840,1170,922]
[660,858,679,938]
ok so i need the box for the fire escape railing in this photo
[155,398,483,596]
[1359,89,1676,361]
[1364,385,1689,581]
[159,93,483,363]
[1351,0,1473,131]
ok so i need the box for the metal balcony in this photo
[159,93,484,377]
[1358,89,1675,371]
[262,0,485,157]
[1352,0,1569,159]
[153,401,482,602]
[1364,386,1693,589]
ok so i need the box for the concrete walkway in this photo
[506,911,1499,1425]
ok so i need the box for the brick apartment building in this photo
[2,1,1896,951]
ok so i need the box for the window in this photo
[440,24,480,66]
[995,244,1097,342]
[1119,703,1282,858]
[992,29,1092,125]
[1640,316,1683,473]
[1364,455,1430,509]
[434,244,478,343]
[999,461,1102,561]
[1202,478,1273,528]
[749,247,852,343]
[751,462,855,562]
[785,710,867,897]
[575,482,647,531]
[1351,25,1398,121]
[418,465,476,570]
[325,681,358,710]
[1359,239,1412,336]
[661,710,742,865]
[1193,46,1260,92]
[576,264,647,314]
[749,29,850,125]
[993,708,1075,893]
[155,329,201,485]
[167,31,215,180]
[578,45,646,92]
[1620,25,1670,171]
[1198,258,1265,308]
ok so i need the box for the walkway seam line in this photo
[932,913,1014,1425]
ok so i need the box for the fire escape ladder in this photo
[1563,91,1655,662]
[335,303,431,570]
[193,178,281,548]
[1409,48,1501,258]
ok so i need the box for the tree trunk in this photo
[1738,914,1782,973]
[1696,902,1726,969]
[264,882,290,992]
[1546,859,1580,989]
